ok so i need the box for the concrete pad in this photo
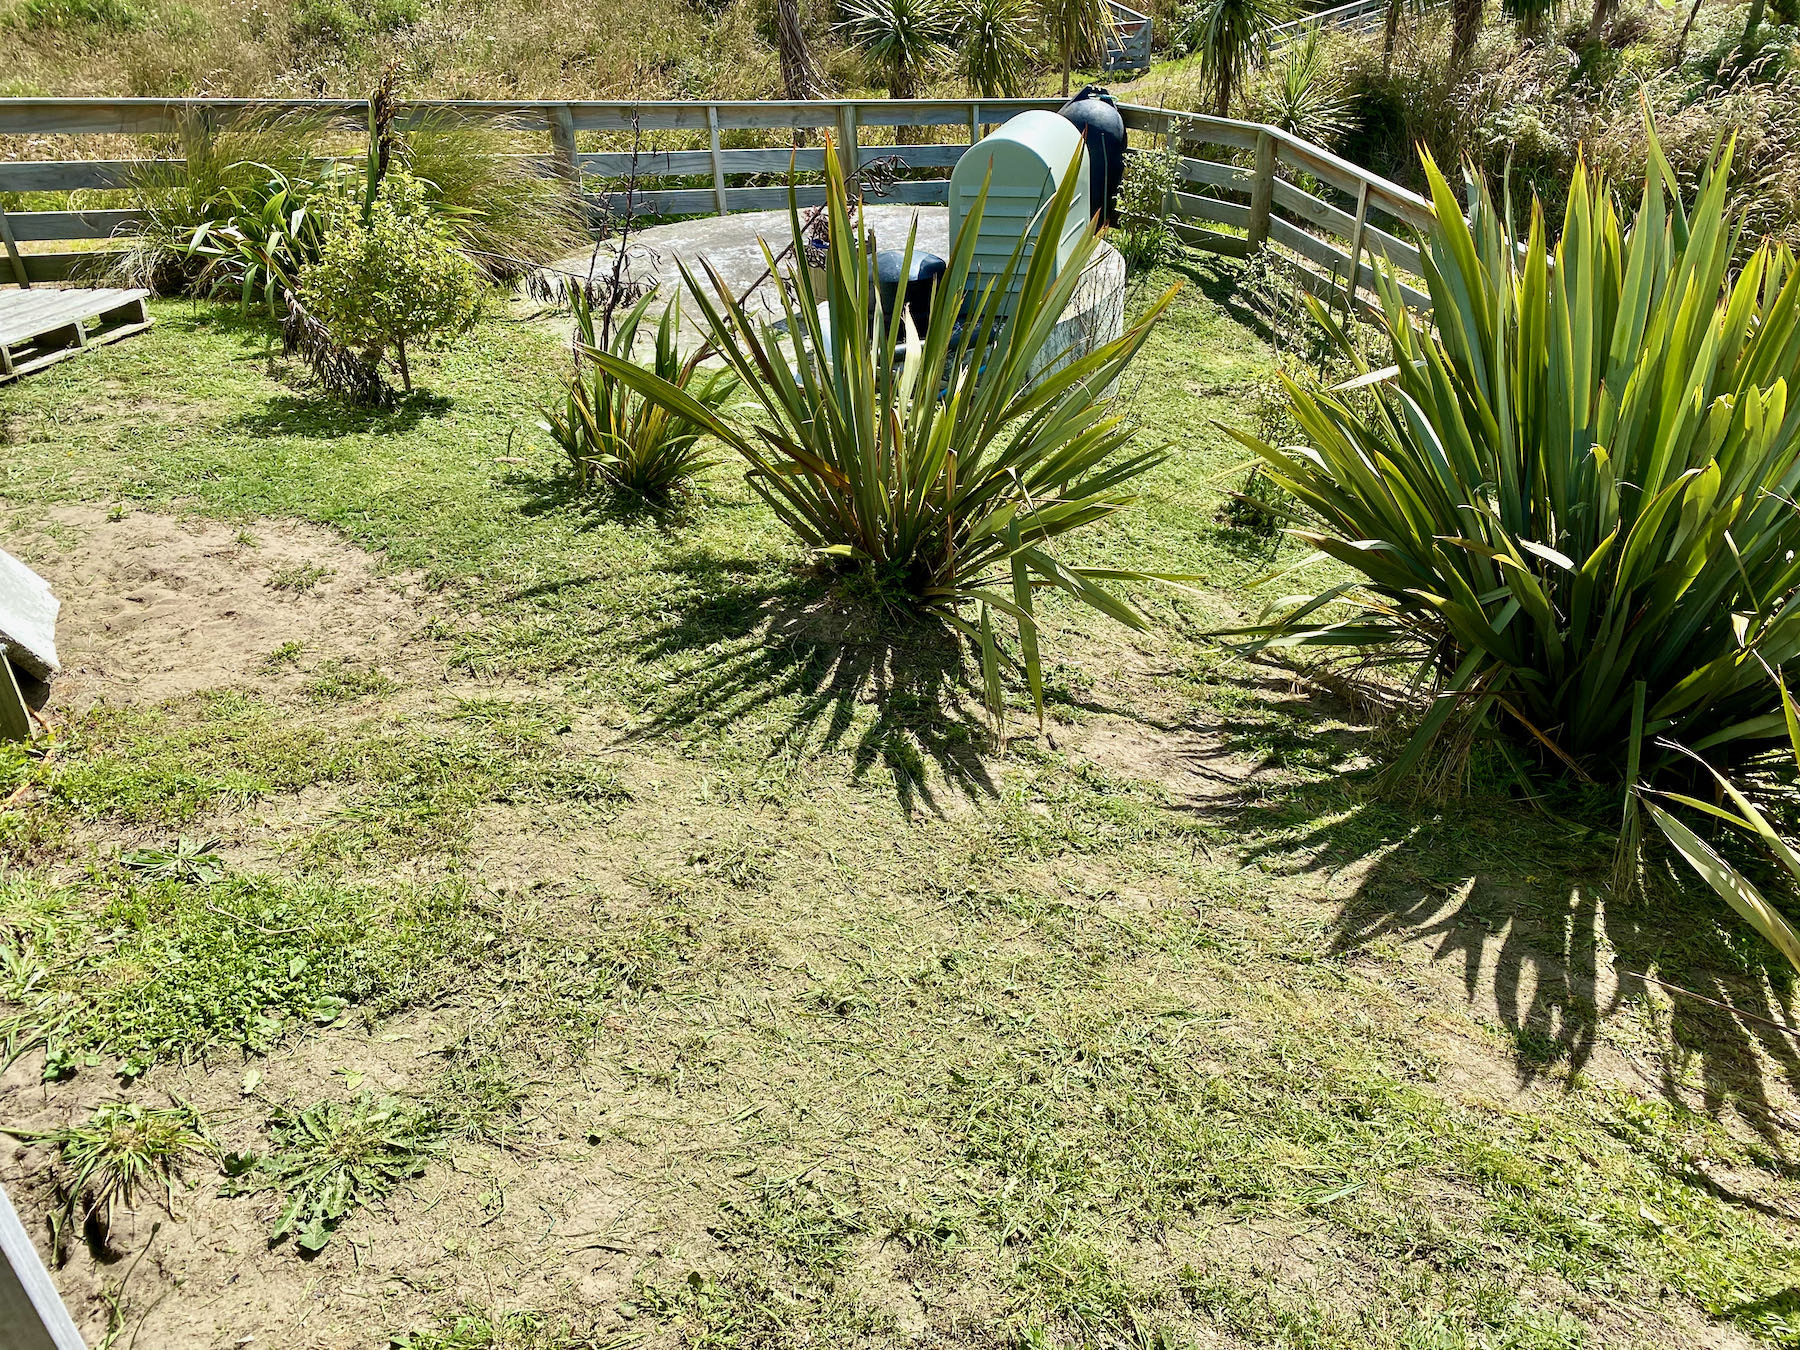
[0,548,59,681]
[544,206,951,350]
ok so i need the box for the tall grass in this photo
[119,106,585,300]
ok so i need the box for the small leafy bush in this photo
[226,1093,444,1251]
[590,142,1180,720]
[1111,141,1180,273]
[541,283,736,500]
[296,170,482,392]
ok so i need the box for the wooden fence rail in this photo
[0,96,1438,314]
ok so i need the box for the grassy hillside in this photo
[0,0,1087,100]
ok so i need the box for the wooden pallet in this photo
[0,286,153,382]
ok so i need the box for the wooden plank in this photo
[592,187,718,216]
[1362,230,1424,277]
[4,210,143,243]
[0,288,150,345]
[836,105,858,181]
[19,251,134,284]
[0,209,28,289]
[1269,214,1352,274]
[0,159,164,192]
[1342,178,1370,318]
[875,180,951,204]
[1271,132,1435,232]
[0,1180,84,1350]
[1273,176,1355,235]
[548,104,580,185]
[860,144,964,169]
[720,185,831,211]
[1173,220,1251,257]
[706,105,729,216]
[582,146,830,176]
[1273,179,1424,272]
[1176,156,1252,192]
[1118,105,1262,152]
[1172,191,1251,229]
[846,99,1055,127]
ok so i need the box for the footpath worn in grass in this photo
[1,268,1799,1348]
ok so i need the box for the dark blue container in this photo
[1058,85,1127,228]
[875,249,948,334]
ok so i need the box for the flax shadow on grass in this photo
[1157,670,1800,1143]
[621,552,998,817]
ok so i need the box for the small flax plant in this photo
[23,1100,214,1252]
[584,140,1182,723]
[541,281,737,501]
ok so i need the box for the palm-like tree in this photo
[1450,0,1482,61]
[840,0,954,99]
[777,0,827,100]
[961,0,1037,97]
[1250,28,1349,146]
[1038,0,1117,98]
[1183,0,1287,117]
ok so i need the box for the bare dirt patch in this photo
[11,505,447,712]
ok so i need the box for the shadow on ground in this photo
[624,553,998,816]
[1122,663,1800,1141]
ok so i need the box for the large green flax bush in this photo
[1229,129,1800,959]
[587,143,1180,721]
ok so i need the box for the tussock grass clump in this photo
[23,1100,214,1253]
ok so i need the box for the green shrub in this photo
[6,0,144,31]
[587,145,1180,722]
[289,0,420,46]
[1111,142,1180,274]
[124,107,582,303]
[296,170,482,392]
[542,284,736,501]
[1227,127,1800,920]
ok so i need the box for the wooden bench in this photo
[0,286,153,383]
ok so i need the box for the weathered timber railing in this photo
[1104,0,1154,74]
[0,96,1437,315]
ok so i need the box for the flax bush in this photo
[1228,126,1800,962]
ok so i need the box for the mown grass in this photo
[2,273,1799,1348]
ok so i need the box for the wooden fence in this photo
[0,96,1436,314]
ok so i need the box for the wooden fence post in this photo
[706,104,729,216]
[969,102,981,145]
[1246,129,1275,253]
[0,207,30,289]
[1341,178,1370,319]
[836,104,858,182]
[548,104,580,186]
